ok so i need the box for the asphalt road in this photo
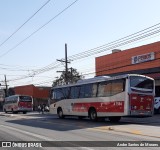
[0,112,159,150]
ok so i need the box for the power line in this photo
[0,0,51,48]
[0,0,79,58]
[69,25,160,60]
[4,22,160,84]
[29,22,160,76]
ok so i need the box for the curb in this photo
[88,126,160,139]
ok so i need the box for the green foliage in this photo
[53,68,84,86]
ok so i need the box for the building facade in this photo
[96,41,160,98]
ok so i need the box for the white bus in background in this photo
[3,95,33,114]
[49,74,155,122]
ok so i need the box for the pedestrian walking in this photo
[41,104,45,114]
[38,105,41,113]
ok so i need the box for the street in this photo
[0,112,159,150]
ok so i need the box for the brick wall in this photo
[96,41,160,76]
[14,85,50,99]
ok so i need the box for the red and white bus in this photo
[3,95,33,114]
[49,74,155,122]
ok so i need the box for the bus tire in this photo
[89,108,97,121]
[12,108,14,114]
[108,116,121,122]
[4,109,7,113]
[23,111,27,114]
[57,108,64,119]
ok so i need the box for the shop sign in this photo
[131,52,155,64]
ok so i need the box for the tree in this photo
[52,68,84,86]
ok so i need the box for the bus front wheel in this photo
[89,108,97,121]
[4,109,7,113]
[57,108,64,119]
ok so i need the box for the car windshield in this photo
[19,96,32,102]
[130,76,154,92]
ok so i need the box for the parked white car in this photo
[154,97,160,114]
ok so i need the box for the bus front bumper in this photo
[130,110,153,117]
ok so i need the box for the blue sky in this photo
[0,0,160,87]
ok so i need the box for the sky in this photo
[0,0,160,88]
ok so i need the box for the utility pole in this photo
[57,43,70,85]
[70,67,73,83]
[4,75,8,97]
[65,43,68,84]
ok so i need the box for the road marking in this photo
[0,124,56,141]
[130,130,142,135]
[0,124,95,150]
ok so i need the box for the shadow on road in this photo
[4,113,160,132]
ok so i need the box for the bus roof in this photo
[52,74,154,89]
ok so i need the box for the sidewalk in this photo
[89,123,160,138]
[93,115,160,138]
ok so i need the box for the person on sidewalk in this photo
[38,105,41,113]
[41,104,45,114]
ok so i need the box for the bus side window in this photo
[92,83,98,97]
[79,85,85,98]
[62,87,70,99]
[13,96,18,103]
[7,97,12,104]
[54,88,65,101]
[111,79,125,96]
[97,81,111,97]
[70,87,75,99]
[79,85,92,98]
[70,86,80,99]
[84,84,93,98]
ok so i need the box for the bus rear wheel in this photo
[108,116,121,122]
[57,108,64,119]
[4,109,7,113]
[12,108,14,114]
[89,108,97,121]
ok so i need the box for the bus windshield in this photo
[130,76,154,92]
[19,96,32,102]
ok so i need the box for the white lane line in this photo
[0,124,95,150]
[0,124,56,141]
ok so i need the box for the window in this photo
[70,86,80,99]
[97,79,125,97]
[92,83,98,97]
[79,84,94,98]
[19,96,32,102]
[130,76,153,93]
[52,83,98,100]
[111,79,125,95]
[62,87,70,99]
[53,88,65,101]
[98,81,111,97]
[130,76,153,90]
[79,85,85,98]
